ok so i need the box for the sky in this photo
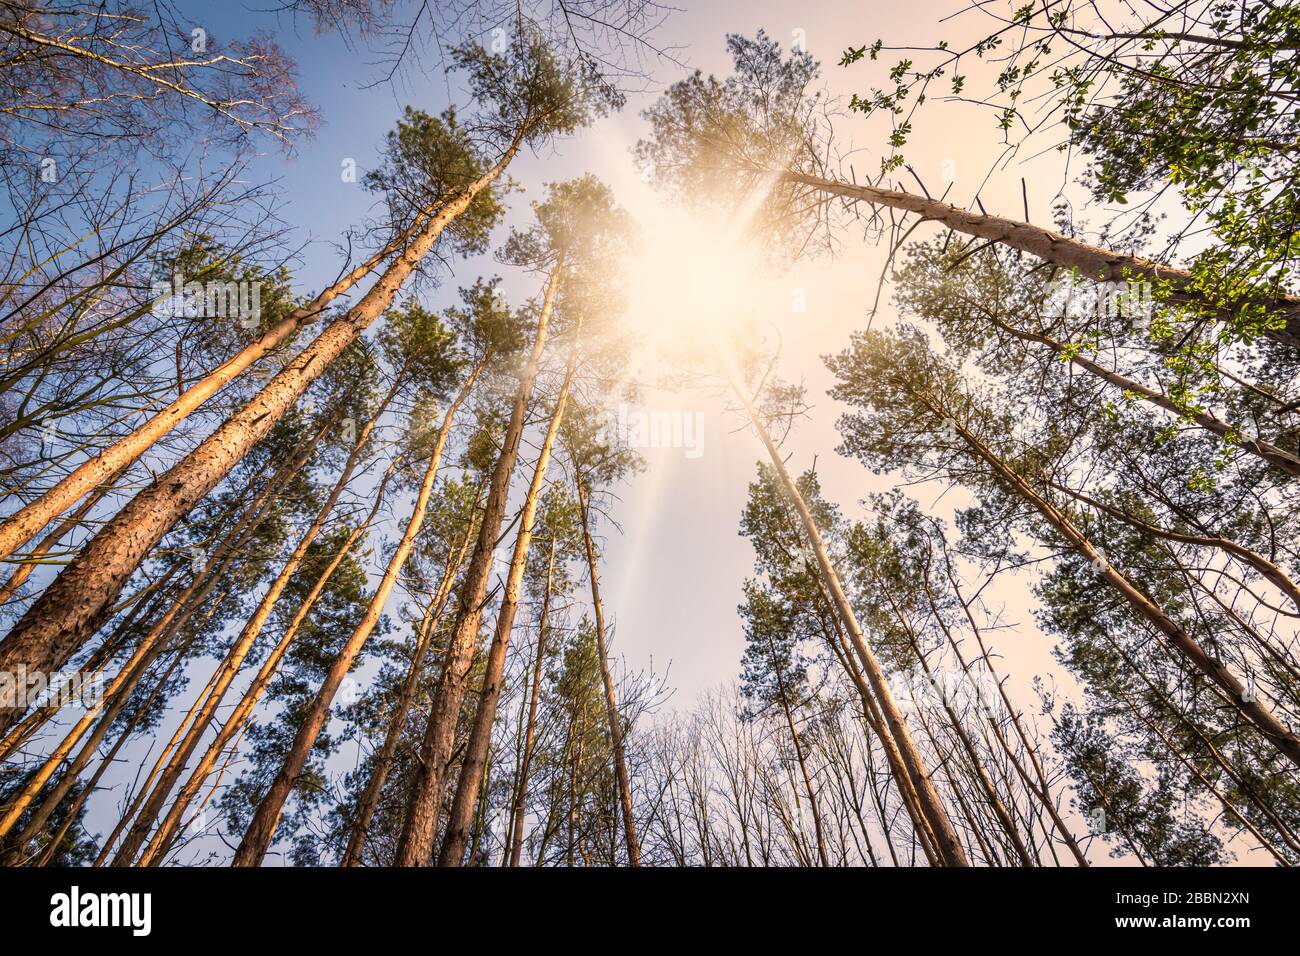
[27,0,1243,864]
[188,0,1078,708]
[211,0,1093,854]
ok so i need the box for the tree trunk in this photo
[780,169,1300,350]
[0,451,294,839]
[0,562,178,764]
[0,193,452,565]
[0,452,277,738]
[438,357,575,866]
[721,359,970,866]
[131,394,395,865]
[31,637,189,867]
[922,389,1300,768]
[0,145,518,691]
[0,465,125,605]
[466,752,493,864]
[932,550,1089,866]
[887,592,1034,866]
[983,311,1300,478]
[150,459,400,867]
[341,480,482,867]
[815,601,942,865]
[103,418,337,865]
[231,361,481,866]
[505,542,555,867]
[393,267,560,867]
[574,472,642,866]
[92,630,229,865]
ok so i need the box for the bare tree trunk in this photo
[149,461,399,867]
[467,751,493,864]
[812,595,941,865]
[230,360,482,867]
[923,390,1300,768]
[133,393,398,865]
[779,169,1300,350]
[0,452,276,739]
[0,192,454,565]
[31,636,189,867]
[0,564,179,764]
[4,629,209,867]
[0,466,126,606]
[341,481,482,867]
[0,452,295,839]
[394,267,560,867]
[889,599,1034,866]
[106,417,337,865]
[438,358,575,866]
[0,146,518,691]
[339,596,442,865]
[721,360,969,866]
[506,541,555,867]
[93,631,229,865]
[574,472,642,866]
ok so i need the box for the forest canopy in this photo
[0,0,1296,873]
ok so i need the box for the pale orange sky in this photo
[544,0,1077,713]
[512,0,1267,865]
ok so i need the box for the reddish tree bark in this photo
[231,361,482,866]
[438,356,576,865]
[393,267,560,867]
[0,146,518,697]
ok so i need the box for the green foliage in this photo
[738,580,813,719]
[562,399,643,491]
[1054,705,1225,865]
[841,0,1300,344]
[364,107,504,260]
[501,175,634,274]
[378,300,461,397]
[1059,4,1300,341]
[0,764,97,865]
[637,30,818,185]
[635,31,826,259]
[827,318,1300,863]
[443,276,530,362]
[737,464,854,695]
[451,29,624,150]
[525,487,584,604]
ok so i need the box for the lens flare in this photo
[622,203,769,361]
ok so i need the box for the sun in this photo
[622,201,767,358]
